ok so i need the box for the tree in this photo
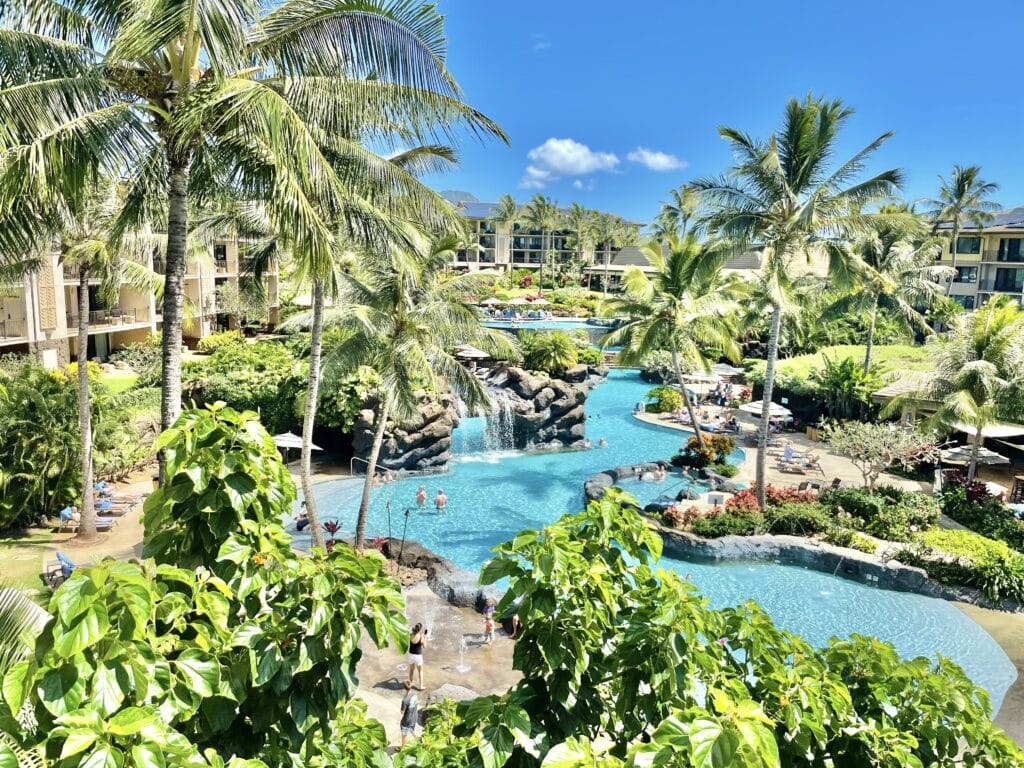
[835,205,951,371]
[489,194,520,288]
[214,280,269,330]
[922,165,1000,296]
[322,232,517,548]
[521,194,560,293]
[589,211,635,295]
[821,421,938,489]
[888,295,1024,480]
[601,234,746,448]
[564,202,595,284]
[809,355,882,420]
[654,185,701,240]
[0,0,502,476]
[694,95,902,508]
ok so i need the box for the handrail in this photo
[350,456,371,476]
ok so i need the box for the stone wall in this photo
[353,394,459,473]
[485,364,606,450]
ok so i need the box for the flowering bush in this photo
[941,471,1024,552]
[726,485,818,513]
[663,504,703,528]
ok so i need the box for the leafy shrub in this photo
[639,349,675,383]
[764,501,831,536]
[197,328,245,353]
[645,385,682,414]
[725,485,818,513]
[315,365,381,431]
[577,347,604,366]
[692,511,765,538]
[710,461,738,478]
[663,504,703,528]
[671,435,736,471]
[941,472,1024,552]
[895,528,1024,603]
[822,486,939,542]
[521,331,579,375]
[849,533,879,554]
[110,335,161,387]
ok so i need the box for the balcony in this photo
[978,279,1023,294]
[0,318,27,340]
[65,308,148,330]
[511,253,543,265]
[455,251,478,263]
[479,251,496,264]
[983,249,1024,263]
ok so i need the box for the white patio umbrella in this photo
[455,346,489,359]
[711,363,745,377]
[953,421,1024,438]
[682,372,720,383]
[479,297,503,306]
[738,400,792,418]
[940,445,1010,465]
[273,432,321,451]
[507,297,529,305]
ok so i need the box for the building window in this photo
[952,295,975,310]
[954,266,978,283]
[994,268,1024,293]
[952,236,981,255]
[997,238,1024,262]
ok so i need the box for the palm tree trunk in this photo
[355,393,392,549]
[300,279,327,550]
[863,298,878,373]
[76,268,97,541]
[756,304,784,509]
[670,340,704,449]
[944,221,959,298]
[159,158,191,481]
[968,432,982,482]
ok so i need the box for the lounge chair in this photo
[57,507,116,533]
[43,551,77,589]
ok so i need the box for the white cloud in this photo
[519,137,618,188]
[572,179,597,191]
[530,32,551,51]
[627,147,687,172]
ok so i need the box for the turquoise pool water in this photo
[305,369,1017,710]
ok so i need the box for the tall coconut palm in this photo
[655,186,702,241]
[833,206,952,372]
[693,95,902,508]
[322,232,517,548]
[0,0,502,473]
[922,166,1000,296]
[887,296,1024,480]
[522,194,560,293]
[590,212,633,295]
[564,203,595,272]
[600,235,747,448]
[489,194,520,286]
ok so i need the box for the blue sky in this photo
[423,0,1024,224]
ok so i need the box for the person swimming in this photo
[415,485,427,508]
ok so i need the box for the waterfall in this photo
[484,390,516,452]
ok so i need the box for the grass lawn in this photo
[769,344,931,378]
[0,527,55,597]
[100,369,139,393]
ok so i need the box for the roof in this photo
[935,206,1024,232]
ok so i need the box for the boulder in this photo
[353,393,459,472]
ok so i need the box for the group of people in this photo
[633,465,667,482]
[372,468,396,486]
[415,484,447,511]
[710,381,736,407]
[581,437,608,449]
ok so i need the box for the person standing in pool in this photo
[408,623,428,689]
[434,488,447,511]
[415,485,427,509]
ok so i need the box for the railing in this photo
[214,259,229,273]
[512,253,543,265]
[62,263,79,280]
[66,308,145,328]
[977,279,1023,293]
[479,252,496,264]
[0,318,27,339]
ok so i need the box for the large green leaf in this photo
[172,652,219,698]
[54,605,109,658]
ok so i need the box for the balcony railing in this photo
[511,253,543,265]
[0,318,27,339]
[983,249,1024,263]
[66,308,146,328]
[978,279,1023,293]
[214,258,230,273]
[455,251,478,263]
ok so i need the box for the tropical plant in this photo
[809,355,881,420]
[462,492,1023,766]
[563,202,595,283]
[821,421,939,490]
[886,295,1024,479]
[653,185,701,240]
[213,281,269,331]
[0,0,503,483]
[521,331,579,375]
[321,233,517,548]
[940,471,1024,552]
[489,194,521,288]
[589,211,636,295]
[922,165,1000,296]
[110,336,162,388]
[831,206,950,371]
[196,329,245,354]
[694,95,902,507]
[601,234,746,447]
[521,194,560,293]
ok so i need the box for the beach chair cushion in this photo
[56,551,76,579]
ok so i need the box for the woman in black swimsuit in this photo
[408,623,428,689]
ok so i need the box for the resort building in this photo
[938,206,1024,310]
[0,239,279,367]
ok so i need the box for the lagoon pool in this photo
[304,369,1017,710]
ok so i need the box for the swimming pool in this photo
[306,369,1017,710]
[483,319,614,346]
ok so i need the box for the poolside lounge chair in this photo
[57,507,116,533]
[43,551,77,589]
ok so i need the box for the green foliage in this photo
[577,348,604,366]
[638,349,675,383]
[710,461,738,478]
[896,528,1024,603]
[821,421,938,490]
[197,330,245,354]
[822,487,940,542]
[644,385,682,414]
[671,434,735,470]
[940,473,1024,552]
[188,342,303,434]
[521,331,579,376]
[463,492,1023,766]
[691,511,765,537]
[314,365,381,431]
[1,405,408,768]
[111,337,162,388]
[745,345,930,386]
[764,502,831,536]
[809,356,881,420]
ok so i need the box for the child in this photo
[482,597,496,644]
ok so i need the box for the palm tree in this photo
[0,0,502,469]
[322,232,517,548]
[489,194,520,287]
[693,95,902,508]
[655,186,702,241]
[837,206,952,372]
[522,194,560,293]
[601,235,747,448]
[888,296,1024,480]
[922,166,1000,296]
[564,203,595,271]
[590,212,633,295]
